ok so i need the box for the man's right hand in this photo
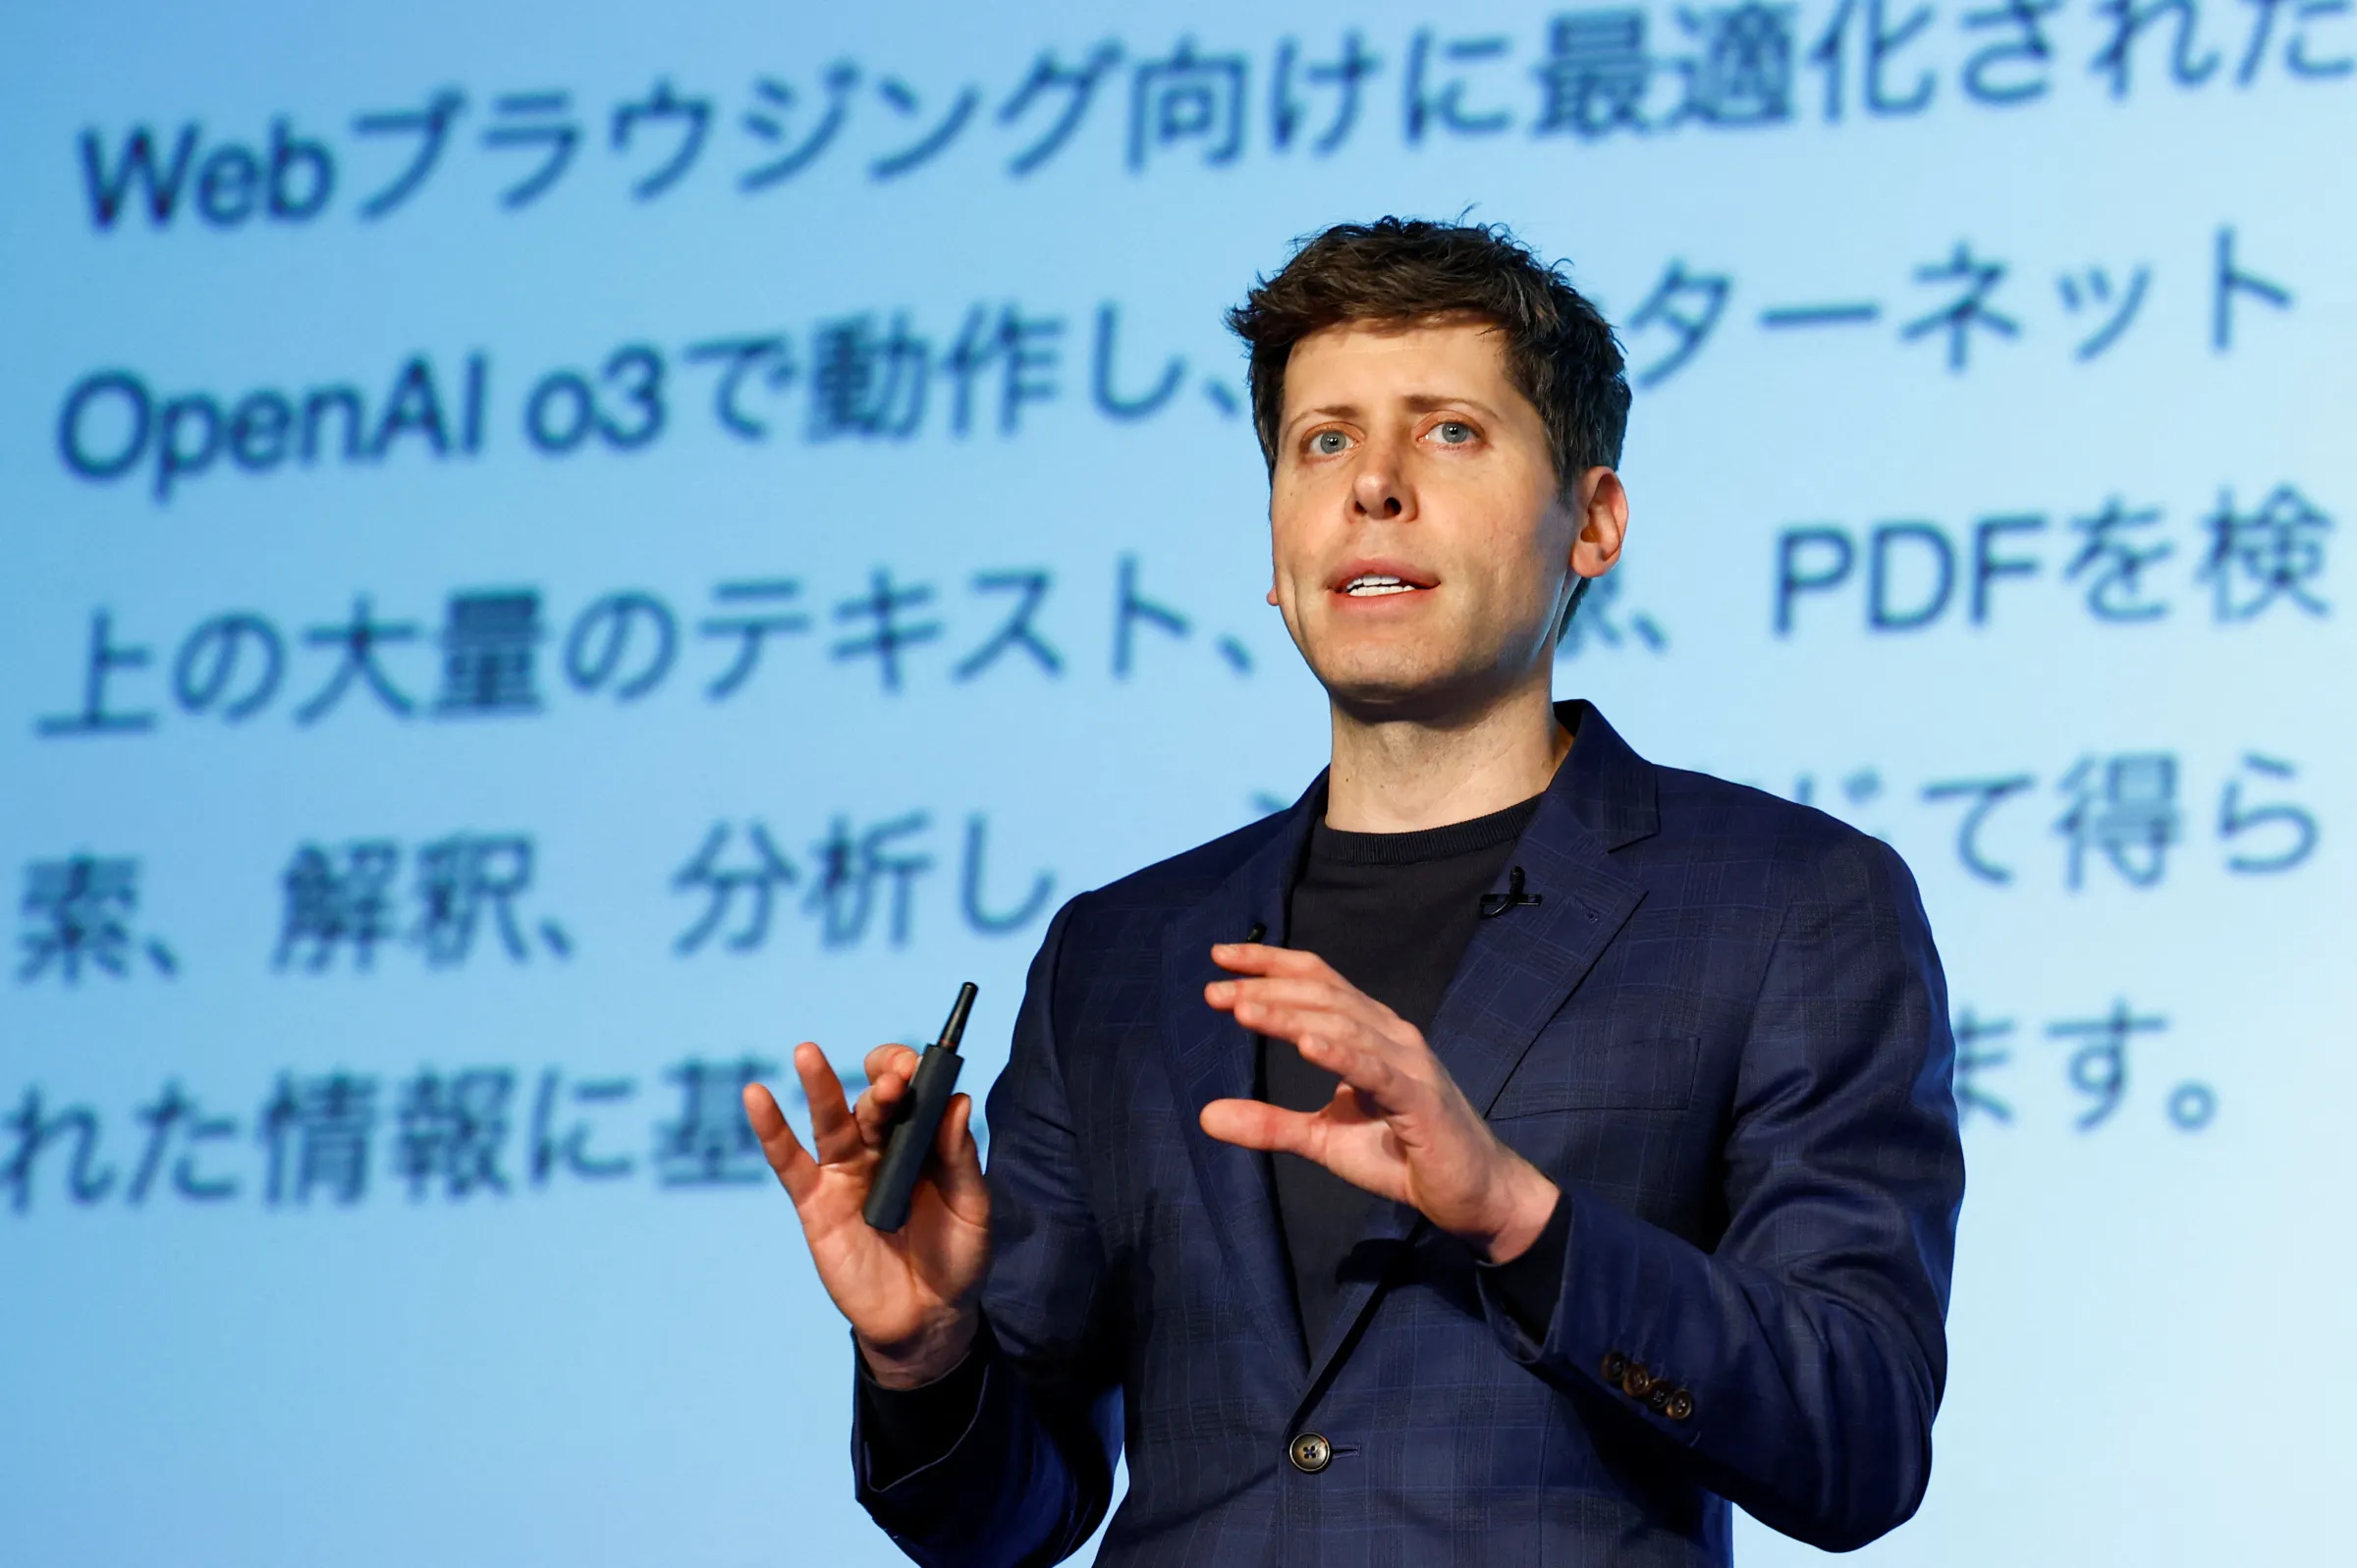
[742,1042,990,1388]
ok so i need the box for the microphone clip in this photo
[1478,866,1543,919]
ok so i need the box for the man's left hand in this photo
[1199,943,1560,1265]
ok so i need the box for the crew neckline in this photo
[1309,792,1544,866]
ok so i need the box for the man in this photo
[744,218,1963,1566]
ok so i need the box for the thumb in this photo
[1199,1096,1313,1157]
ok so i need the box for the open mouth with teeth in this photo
[1340,574,1428,598]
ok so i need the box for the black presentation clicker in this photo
[862,981,978,1233]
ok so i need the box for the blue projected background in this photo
[3,2,2350,1563]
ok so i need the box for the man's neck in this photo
[1323,681,1570,834]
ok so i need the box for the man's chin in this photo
[1312,661,1492,725]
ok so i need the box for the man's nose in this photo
[1349,443,1413,521]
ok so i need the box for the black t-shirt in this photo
[858,793,1574,1483]
[1268,793,1541,1354]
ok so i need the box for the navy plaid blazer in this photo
[853,701,1963,1566]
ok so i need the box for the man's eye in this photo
[1310,430,1350,456]
[1434,420,1474,446]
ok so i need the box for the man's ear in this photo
[1569,466,1628,580]
[1267,499,1284,606]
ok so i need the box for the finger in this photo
[1224,993,1386,1062]
[1206,974,1348,1007]
[862,1043,920,1085]
[853,1043,923,1146]
[1226,997,1369,1056]
[853,1071,911,1149]
[1273,1019,1408,1108]
[1209,974,1396,1027]
[1208,942,1340,981]
[930,1093,990,1221]
[742,1082,821,1207]
[1218,988,1402,1098]
[795,1042,864,1165]
[1199,1096,1322,1156]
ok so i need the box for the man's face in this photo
[1266,315,1616,721]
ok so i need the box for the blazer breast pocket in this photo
[1486,1035,1703,1119]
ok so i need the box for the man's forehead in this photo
[1282,315,1518,411]
[1289,312,1505,364]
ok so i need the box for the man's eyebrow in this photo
[1286,401,1362,429]
[1398,392,1505,418]
[1282,392,1504,436]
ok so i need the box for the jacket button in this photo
[1288,1432,1333,1473]
[1600,1351,1628,1384]
[1665,1389,1694,1422]
[1620,1362,1654,1399]
[1646,1384,1672,1414]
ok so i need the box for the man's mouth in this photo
[1333,562,1440,598]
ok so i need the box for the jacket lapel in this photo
[1297,701,1660,1388]
[1161,779,1323,1379]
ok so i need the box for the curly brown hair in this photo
[1225,217,1630,500]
